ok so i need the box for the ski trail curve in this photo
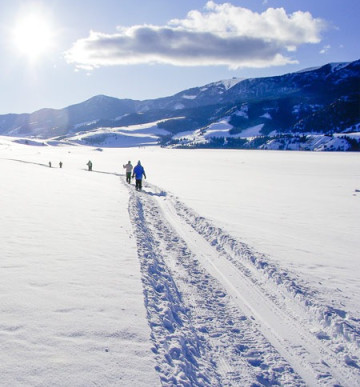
[125,178,360,386]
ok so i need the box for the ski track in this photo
[124,177,360,387]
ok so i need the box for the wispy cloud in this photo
[320,44,331,54]
[65,1,327,70]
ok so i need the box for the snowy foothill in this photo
[173,118,264,144]
[1,136,360,386]
[66,121,172,148]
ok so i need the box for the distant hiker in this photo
[87,160,93,171]
[123,161,133,184]
[59,161,63,168]
[49,161,52,168]
[132,160,146,191]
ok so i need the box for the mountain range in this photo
[1,59,359,151]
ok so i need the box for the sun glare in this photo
[13,13,54,61]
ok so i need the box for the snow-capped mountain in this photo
[0,95,138,138]
[0,59,359,150]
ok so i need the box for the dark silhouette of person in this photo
[132,160,146,191]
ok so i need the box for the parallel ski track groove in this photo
[166,190,360,386]
[128,190,220,386]
[126,179,305,386]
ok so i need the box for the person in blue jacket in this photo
[132,160,146,191]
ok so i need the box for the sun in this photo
[12,13,54,61]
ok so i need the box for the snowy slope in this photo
[174,120,265,144]
[64,121,171,147]
[1,138,360,386]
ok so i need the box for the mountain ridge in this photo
[0,59,359,150]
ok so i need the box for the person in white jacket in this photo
[123,161,133,183]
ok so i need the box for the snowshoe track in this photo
[125,179,360,386]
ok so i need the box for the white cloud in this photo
[320,44,331,54]
[65,1,327,70]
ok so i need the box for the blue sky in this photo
[0,0,358,114]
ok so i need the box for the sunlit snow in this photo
[1,137,360,386]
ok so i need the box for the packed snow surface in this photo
[1,137,360,386]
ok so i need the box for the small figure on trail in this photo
[123,160,133,184]
[59,161,63,168]
[87,160,93,171]
[49,161,52,168]
[132,160,146,191]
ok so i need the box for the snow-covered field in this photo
[1,137,360,386]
